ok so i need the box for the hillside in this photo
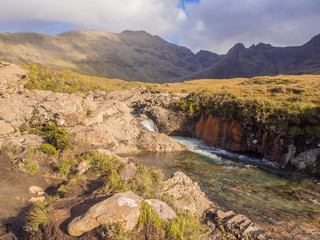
[0,30,320,83]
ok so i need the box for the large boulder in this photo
[67,191,142,237]
[164,171,213,216]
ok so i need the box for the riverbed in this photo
[130,136,320,239]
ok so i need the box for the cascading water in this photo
[138,118,159,133]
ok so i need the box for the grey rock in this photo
[67,191,142,237]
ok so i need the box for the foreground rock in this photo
[164,171,213,216]
[67,191,142,236]
[145,199,177,221]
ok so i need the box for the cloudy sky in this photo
[0,0,319,54]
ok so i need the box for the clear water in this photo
[130,137,320,238]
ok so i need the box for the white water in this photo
[138,118,159,133]
[171,136,280,169]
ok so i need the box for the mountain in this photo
[191,34,320,79]
[0,30,319,82]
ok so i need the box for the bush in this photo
[40,144,58,155]
[43,124,72,151]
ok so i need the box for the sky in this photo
[0,0,319,54]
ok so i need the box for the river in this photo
[132,121,320,239]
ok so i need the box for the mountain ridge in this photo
[0,30,319,82]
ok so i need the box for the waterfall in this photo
[138,118,159,133]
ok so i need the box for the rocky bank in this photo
[0,62,268,239]
[140,104,320,177]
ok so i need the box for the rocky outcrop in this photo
[206,209,265,240]
[0,63,185,155]
[163,171,213,216]
[0,61,28,95]
[68,191,142,236]
[70,102,185,154]
[144,106,195,136]
[195,114,320,176]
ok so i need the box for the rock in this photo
[0,61,29,95]
[82,99,98,112]
[0,97,34,128]
[137,131,186,153]
[290,148,320,173]
[28,186,44,194]
[0,120,14,135]
[73,102,185,154]
[144,106,194,136]
[33,91,86,127]
[145,199,177,221]
[120,162,137,181]
[163,171,213,216]
[139,114,148,119]
[206,209,264,240]
[67,191,142,237]
[77,162,89,175]
[2,134,44,150]
[28,196,46,203]
[216,210,235,220]
[0,232,18,240]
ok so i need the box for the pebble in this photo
[28,186,43,194]
[28,196,45,203]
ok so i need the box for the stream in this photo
[133,119,320,238]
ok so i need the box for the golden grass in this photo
[151,75,320,110]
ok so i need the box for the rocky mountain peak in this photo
[0,30,320,81]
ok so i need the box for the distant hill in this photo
[0,30,319,83]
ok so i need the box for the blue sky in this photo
[0,0,319,54]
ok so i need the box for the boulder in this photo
[145,199,177,221]
[137,131,186,153]
[144,106,194,136]
[163,171,213,216]
[67,191,142,237]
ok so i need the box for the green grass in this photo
[135,201,209,240]
[78,151,161,198]
[23,63,143,93]
[25,197,56,233]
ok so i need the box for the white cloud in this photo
[0,0,319,54]
[178,0,320,53]
[0,0,184,36]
